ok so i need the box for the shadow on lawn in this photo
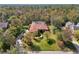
[72,43,79,54]
[30,44,41,51]
[64,41,77,52]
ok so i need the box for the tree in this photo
[4,29,16,46]
[0,29,11,52]
[74,30,79,40]
[22,32,34,51]
[67,8,78,22]
[0,29,4,52]
[8,16,22,27]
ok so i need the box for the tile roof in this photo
[29,21,48,32]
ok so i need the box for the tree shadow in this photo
[64,41,77,52]
[30,44,41,52]
[72,43,79,54]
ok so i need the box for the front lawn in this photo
[32,33,61,51]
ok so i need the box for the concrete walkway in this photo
[16,32,25,53]
[27,51,74,54]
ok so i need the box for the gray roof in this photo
[74,26,79,30]
[66,22,74,27]
[0,22,8,29]
[76,23,79,26]
[65,22,79,30]
[72,23,79,30]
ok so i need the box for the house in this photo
[29,21,49,32]
[65,21,75,33]
[65,21,74,30]
[74,23,79,30]
[0,22,8,29]
[64,21,79,34]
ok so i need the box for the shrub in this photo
[57,40,65,50]
[57,32,63,41]
[74,30,79,40]
[30,44,41,51]
[34,37,42,42]
[64,41,76,51]
[47,38,56,45]
[2,42,10,52]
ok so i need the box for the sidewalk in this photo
[27,51,74,54]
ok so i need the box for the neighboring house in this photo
[29,21,49,32]
[65,21,79,34]
[65,21,75,33]
[65,22,74,29]
[0,22,8,29]
[74,23,79,30]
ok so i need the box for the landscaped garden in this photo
[22,25,77,52]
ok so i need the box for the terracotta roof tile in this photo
[29,21,48,32]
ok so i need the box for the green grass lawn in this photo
[32,33,61,51]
